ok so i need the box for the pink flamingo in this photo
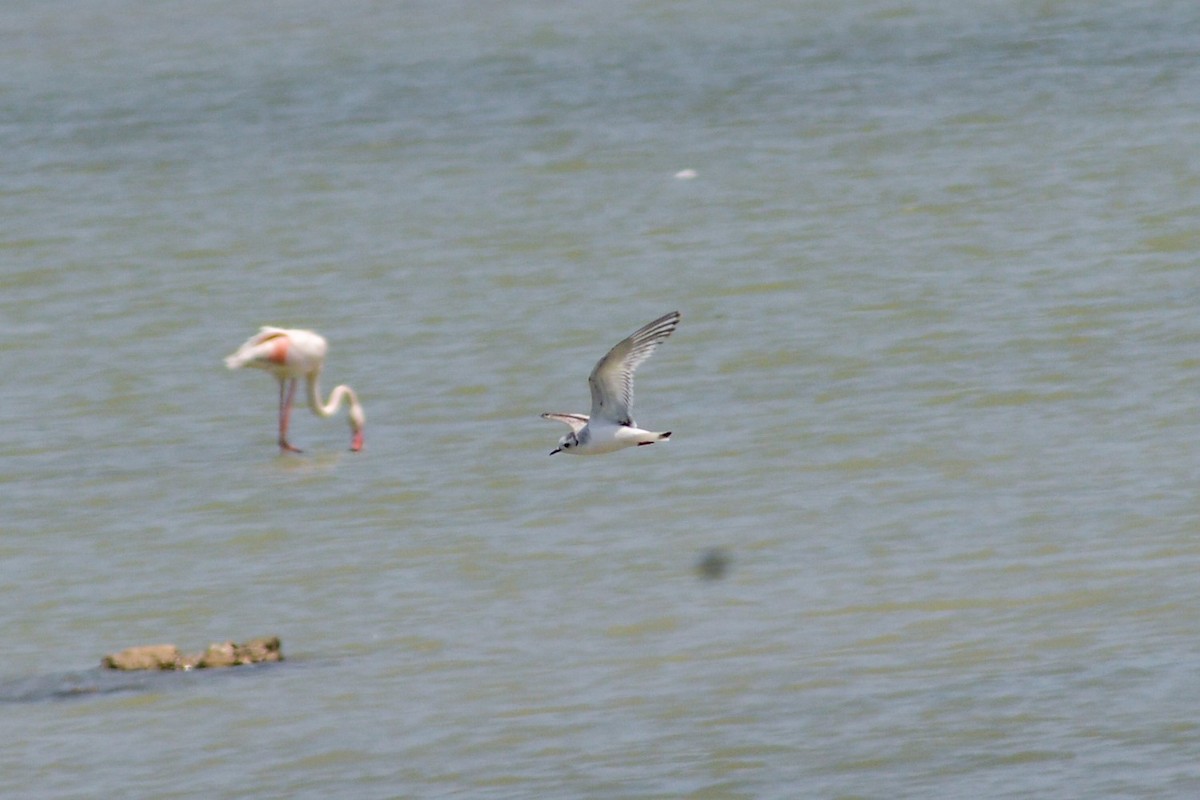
[225,327,365,453]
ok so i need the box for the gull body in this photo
[225,327,365,453]
[542,311,680,456]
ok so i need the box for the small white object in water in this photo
[674,169,697,180]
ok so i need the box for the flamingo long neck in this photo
[306,373,364,427]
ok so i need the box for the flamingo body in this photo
[225,327,365,453]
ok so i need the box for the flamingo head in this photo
[348,402,366,452]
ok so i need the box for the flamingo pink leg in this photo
[278,378,302,453]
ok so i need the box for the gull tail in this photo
[636,431,672,447]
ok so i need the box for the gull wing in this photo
[587,311,680,424]
[541,412,589,433]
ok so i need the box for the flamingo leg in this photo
[278,378,302,453]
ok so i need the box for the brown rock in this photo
[102,644,181,671]
[177,652,202,671]
[101,637,283,670]
[236,636,283,665]
[197,641,238,668]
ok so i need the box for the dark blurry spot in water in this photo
[696,548,730,580]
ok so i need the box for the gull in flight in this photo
[542,311,680,455]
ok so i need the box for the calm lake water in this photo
[3,1,1200,797]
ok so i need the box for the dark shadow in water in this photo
[696,547,732,580]
[0,661,290,704]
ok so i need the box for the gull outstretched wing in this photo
[587,311,680,424]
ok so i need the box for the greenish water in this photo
[3,1,1200,797]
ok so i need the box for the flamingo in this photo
[225,327,365,453]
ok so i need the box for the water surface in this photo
[3,1,1200,797]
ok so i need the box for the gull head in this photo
[550,431,579,455]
